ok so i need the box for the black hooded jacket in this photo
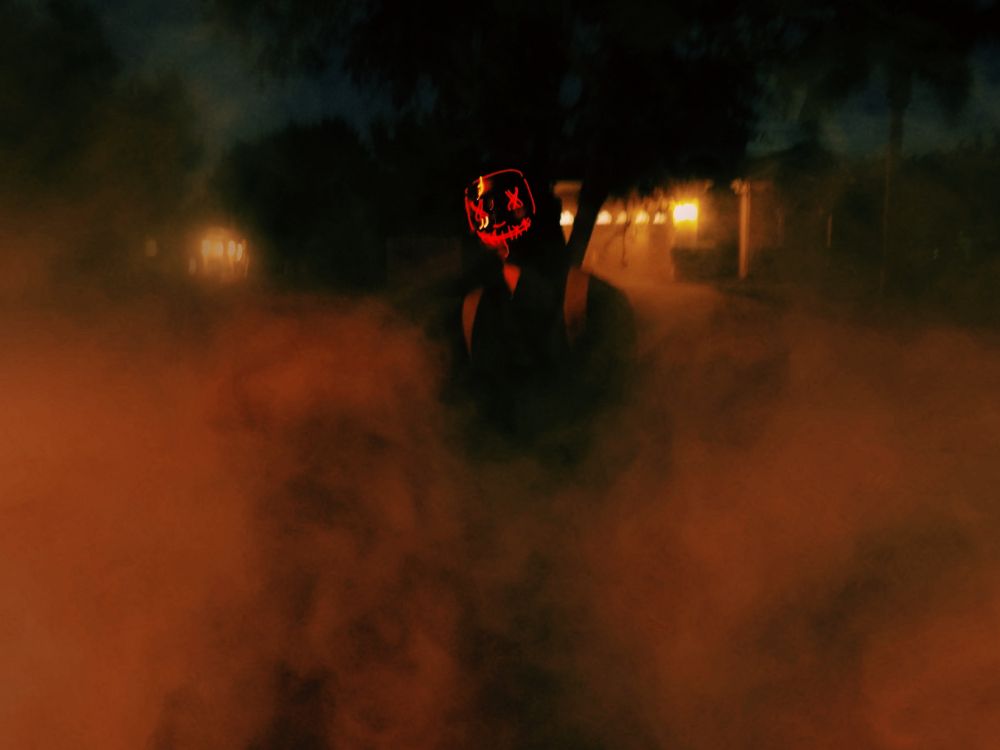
[455,245,635,460]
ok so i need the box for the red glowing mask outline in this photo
[468,198,490,230]
[463,169,537,253]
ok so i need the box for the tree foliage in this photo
[213,119,386,289]
[0,0,204,276]
[206,0,998,277]
[207,0,777,262]
[0,0,118,191]
[775,0,988,137]
[770,0,995,287]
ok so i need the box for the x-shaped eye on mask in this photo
[505,187,524,211]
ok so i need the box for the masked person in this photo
[455,168,635,463]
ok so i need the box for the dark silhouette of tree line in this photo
[206,0,775,265]
[203,0,999,292]
[771,0,991,291]
[0,0,204,283]
[212,120,386,289]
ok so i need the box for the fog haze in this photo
[3,274,999,747]
[3,1,1000,746]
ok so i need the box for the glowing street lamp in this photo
[672,199,700,248]
[672,201,699,225]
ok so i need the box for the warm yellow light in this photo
[596,210,613,225]
[615,211,628,225]
[672,201,699,224]
[198,228,248,278]
[653,211,667,225]
[560,210,575,226]
[634,210,650,225]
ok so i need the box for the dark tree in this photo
[213,119,386,289]
[206,0,776,265]
[773,0,993,290]
[0,0,204,279]
[0,0,118,193]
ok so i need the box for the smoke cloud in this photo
[2,271,999,749]
[568,284,1000,748]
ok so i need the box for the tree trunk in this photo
[881,66,911,294]
[567,174,609,268]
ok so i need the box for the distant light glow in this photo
[197,228,249,281]
[560,210,575,226]
[634,210,650,225]
[615,211,628,225]
[672,201,699,224]
[596,210,613,225]
[653,211,667,225]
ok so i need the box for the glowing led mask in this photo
[463,169,536,253]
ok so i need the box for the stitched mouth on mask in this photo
[478,217,532,245]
